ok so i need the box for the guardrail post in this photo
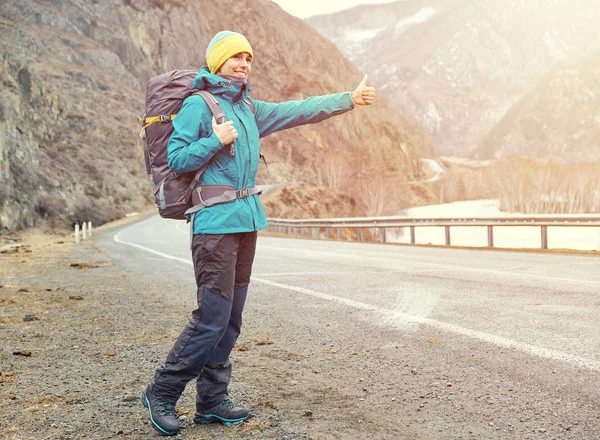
[264,216,599,250]
[487,226,494,247]
[541,225,548,249]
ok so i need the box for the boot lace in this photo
[155,393,176,417]
[219,399,236,411]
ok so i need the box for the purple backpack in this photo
[139,70,256,220]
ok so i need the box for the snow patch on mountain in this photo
[343,27,385,43]
[394,7,438,33]
[424,102,442,131]
[375,63,398,76]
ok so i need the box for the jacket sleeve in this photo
[251,92,355,139]
[167,95,224,173]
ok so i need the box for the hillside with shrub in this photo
[0,0,437,232]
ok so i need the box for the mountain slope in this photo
[0,0,435,231]
[308,0,600,158]
[477,50,600,161]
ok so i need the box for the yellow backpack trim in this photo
[138,114,177,138]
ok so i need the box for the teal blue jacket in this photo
[167,67,355,235]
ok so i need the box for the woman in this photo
[140,30,375,436]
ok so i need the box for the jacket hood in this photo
[192,66,251,102]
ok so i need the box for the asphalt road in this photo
[103,214,600,439]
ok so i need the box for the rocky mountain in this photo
[308,0,600,158]
[0,0,436,232]
[477,50,600,161]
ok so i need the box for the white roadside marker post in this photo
[75,223,80,243]
[88,221,93,236]
[82,222,87,240]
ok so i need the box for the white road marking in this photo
[175,222,189,234]
[112,232,600,371]
[258,245,600,285]
[254,278,600,371]
[161,217,599,285]
[114,231,192,265]
[252,269,455,277]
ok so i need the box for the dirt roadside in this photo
[0,215,314,439]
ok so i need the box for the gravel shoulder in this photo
[1,217,599,439]
[0,220,304,439]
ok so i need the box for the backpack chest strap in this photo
[184,185,261,217]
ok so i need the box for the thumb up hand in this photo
[351,75,376,106]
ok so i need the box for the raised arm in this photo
[251,75,375,138]
[251,92,355,138]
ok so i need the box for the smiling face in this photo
[217,52,253,78]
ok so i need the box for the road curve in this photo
[104,214,600,439]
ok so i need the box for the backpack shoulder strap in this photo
[242,97,270,179]
[193,90,227,123]
[244,98,256,116]
[193,90,255,119]
[192,90,234,155]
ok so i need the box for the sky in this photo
[272,0,400,19]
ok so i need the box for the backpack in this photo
[138,69,262,220]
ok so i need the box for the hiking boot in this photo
[194,399,250,426]
[140,388,179,436]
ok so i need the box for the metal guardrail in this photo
[266,214,600,250]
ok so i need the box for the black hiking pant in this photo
[150,232,257,409]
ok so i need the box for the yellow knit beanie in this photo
[205,31,253,74]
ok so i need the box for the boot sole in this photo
[194,413,249,427]
[140,390,179,436]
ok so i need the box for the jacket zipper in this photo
[234,102,257,231]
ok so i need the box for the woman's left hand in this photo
[351,75,376,106]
